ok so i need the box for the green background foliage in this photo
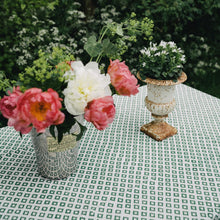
[0,0,219,101]
[95,0,220,98]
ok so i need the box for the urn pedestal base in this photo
[141,114,177,141]
[141,121,177,141]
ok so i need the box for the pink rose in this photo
[0,87,22,119]
[11,88,65,134]
[8,117,32,134]
[84,96,116,130]
[107,59,139,96]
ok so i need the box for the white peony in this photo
[63,61,111,115]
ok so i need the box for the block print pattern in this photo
[0,84,219,219]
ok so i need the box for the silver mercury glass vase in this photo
[30,115,84,179]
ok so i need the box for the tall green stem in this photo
[99,26,108,42]
[95,26,109,63]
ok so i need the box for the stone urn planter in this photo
[139,72,187,141]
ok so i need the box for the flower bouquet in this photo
[0,13,153,178]
[0,48,140,179]
[0,49,139,140]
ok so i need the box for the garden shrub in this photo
[95,0,220,97]
[0,0,219,100]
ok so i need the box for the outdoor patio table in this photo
[0,84,219,220]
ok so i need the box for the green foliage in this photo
[0,0,59,75]
[84,12,154,64]
[139,41,186,81]
[0,0,86,79]
[18,47,74,97]
[0,0,219,106]
[95,0,220,98]
[49,110,87,143]
[0,71,16,98]
[84,36,103,58]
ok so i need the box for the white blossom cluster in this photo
[139,40,186,80]
[141,41,185,63]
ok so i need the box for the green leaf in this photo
[21,4,26,10]
[49,125,56,139]
[73,121,87,141]
[168,72,174,77]
[102,39,118,57]
[84,35,102,58]
[116,24,123,36]
[49,111,78,143]
[57,129,64,143]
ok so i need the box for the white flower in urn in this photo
[139,41,186,81]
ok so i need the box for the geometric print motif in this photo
[0,84,219,219]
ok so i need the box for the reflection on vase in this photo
[30,115,84,179]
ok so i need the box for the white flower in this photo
[150,46,157,52]
[149,42,157,51]
[141,48,151,56]
[168,41,176,48]
[161,51,167,55]
[63,61,111,115]
[180,55,186,62]
[155,52,161,56]
[63,70,75,82]
[141,48,146,53]
[159,40,167,48]
[178,48,184,53]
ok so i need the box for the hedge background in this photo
[0,0,220,98]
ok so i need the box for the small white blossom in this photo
[180,55,186,62]
[139,40,186,78]
[141,48,151,56]
[159,40,167,48]
[148,42,158,52]
[161,51,167,55]
[140,48,147,54]
[168,41,175,48]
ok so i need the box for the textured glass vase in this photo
[30,116,83,179]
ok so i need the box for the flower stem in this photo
[95,26,109,63]
[99,26,108,42]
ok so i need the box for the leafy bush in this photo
[95,0,220,97]
[18,48,74,95]
[83,12,153,66]
[0,0,58,75]
[0,0,219,101]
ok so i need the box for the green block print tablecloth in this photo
[0,84,220,220]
